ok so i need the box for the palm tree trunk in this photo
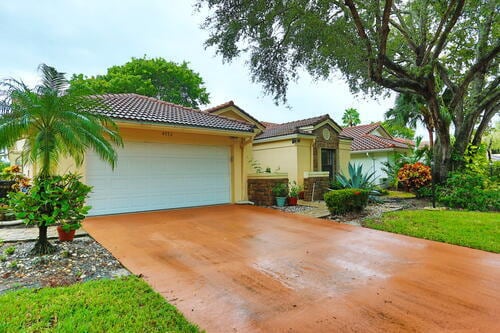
[31,225,55,255]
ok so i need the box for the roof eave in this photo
[114,118,255,137]
[254,133,316,143]
[350,147,407,154]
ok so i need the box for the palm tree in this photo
[0,64,123,254]
[385,93,435,149]
[342,108,361,127]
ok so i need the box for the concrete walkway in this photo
[0,225,88,242]
[295,200,330,218]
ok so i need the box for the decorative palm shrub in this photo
[397,162,431,192]
[0,64,122,254]
[324,189,369,215]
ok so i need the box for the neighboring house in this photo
[340,123,411,184]
[11,94,257,216]
[206,101,352,185]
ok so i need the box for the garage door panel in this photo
[86,142,231,215]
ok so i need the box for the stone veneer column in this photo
[248,173,288,206]
[302,172,330,201]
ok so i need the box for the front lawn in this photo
[364,210,500,253]
[0,276,200,333]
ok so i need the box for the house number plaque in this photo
[162,131,173,137]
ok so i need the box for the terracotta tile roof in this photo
[261,121,279,128]
[95,94,255,132]
[204,100,264,128]
[256,114,331,140]
[340,122,381,138]
[340,123,410,151]
[393,137,415,146]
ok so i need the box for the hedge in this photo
[324,189,369,215]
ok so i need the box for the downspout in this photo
[240,137,252,201]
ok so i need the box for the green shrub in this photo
[416,185,433,198]
[437,172,499,211]
[324,189,369,215]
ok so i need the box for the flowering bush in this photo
[397,162,431,192]
[0,165,30,192]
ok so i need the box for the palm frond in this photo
[0,65,122,177]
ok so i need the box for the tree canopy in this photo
[199,0,499,182]
[69,57,210,109]
[342,107,361,127]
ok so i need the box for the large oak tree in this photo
[69,57,210,109]
[198,0,499,182]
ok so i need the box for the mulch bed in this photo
[0,236,129,294]
[327,197,431,226]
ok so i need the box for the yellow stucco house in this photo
[10,94,257,215]
[206,101,353,185]
[10,95,353,214]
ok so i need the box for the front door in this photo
[321,149,335,178]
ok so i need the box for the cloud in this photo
[0,0,420,133]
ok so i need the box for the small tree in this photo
[9,175,92,254]
[0,64,122,254]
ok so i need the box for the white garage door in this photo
[85,142,231,215]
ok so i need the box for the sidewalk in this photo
[0,225,88,242]
[295,200,330,218]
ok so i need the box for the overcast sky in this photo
[0,0,400,128]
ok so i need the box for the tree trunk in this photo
[427,91,452,184]
[433,130,452,184]
[31,225,55,255]
[427,127,434,150]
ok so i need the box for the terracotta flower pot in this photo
[57,226,76,242]
[288,197,298,206]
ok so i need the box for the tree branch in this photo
[431,0,465,60]
[435,61,458,93]
[377,0,393,75]
[450,41,500,110]
[389,19,418,52]
[344,0,375,78]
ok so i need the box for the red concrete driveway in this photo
[85,205,500,332]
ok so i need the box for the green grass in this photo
[0,276,201,333]
[384,190,416,199]
[364,210,500,253]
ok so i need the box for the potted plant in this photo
[288,181,301,206]
[271,183,288,207]
[57,220,82,242]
